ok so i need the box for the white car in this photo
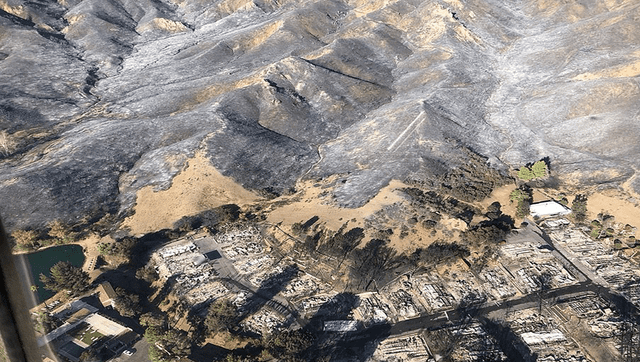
[123,350,134,356]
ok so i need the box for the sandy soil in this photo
[385,216,467,254]
[204,334,248,351]
[75,233,116,279]
[266,179,406,232]
[476,183,519,219]
[122,152,262,235]
[585,189,640,238]
[266,179,473,254]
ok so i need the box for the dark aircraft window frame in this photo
[0,217,41,362]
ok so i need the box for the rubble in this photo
[280,272,329,301]
[506,308,592,362]
[240,307,288,336]
[521,330,566,345]
[370,333,432,362]
[297,294,337,317]
[381,281,425,320]
[354,292,393,325]
[323,320,358,332]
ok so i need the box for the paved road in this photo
[385,281,596,335]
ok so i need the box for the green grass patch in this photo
[70,323,104,345]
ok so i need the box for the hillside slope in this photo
[0,0,639,231]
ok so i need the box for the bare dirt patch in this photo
[123,153,262,235]
[586,189,640,238]
[266,179,406,232]
[266,179,471,254]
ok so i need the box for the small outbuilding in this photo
[96,282,117,308]
[529,200,571,219]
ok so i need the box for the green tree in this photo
[11,229,38,250]
[47,220,76,244]
[140,312,167,328]
[79,347,102,362]
[144,327,190,362]
[571,194,588,222]
[39,261,89,296]
[114,287,142,318]
[162,329,191,358]
[33,311,58,334]
[263,329,314,361]
[516,160,548,181]
[510,188,532,218]
[205,299,238,334]
[517,166,535,180]
[530,160,548,178]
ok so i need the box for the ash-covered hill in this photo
[1,0,639,231]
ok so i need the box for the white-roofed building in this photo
[530,200,571,219]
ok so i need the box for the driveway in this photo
[111,338,150,362]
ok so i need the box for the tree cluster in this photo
[204,299,238,335]
[516,160,548,181]
[430,147,509,202]
[465,202,513,245]
[114,287,142,318]
[10,221,78,251]
[262,329,314,362]
[408,242,470,271]
[47,220,77,244]
[571,194,588,223]
[140,312,167,329]
[173,204,241,233]
[40,261,89,296]
[401,188,476,225]
[509,187,532,218]
[79,345,111,362]
[349,239,399,290]
[11,229,38,250]
[136,265,159,284]
[33,311,59,334]
[97,238,137,259]
[317,227,365,263]
[0,129,17,157]
[144,327,191,362]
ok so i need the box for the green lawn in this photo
[70,323,105,345]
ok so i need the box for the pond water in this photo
[25,244,85,303]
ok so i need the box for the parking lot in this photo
[110,338,150,362]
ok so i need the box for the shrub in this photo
[47,220,76,244]
[571,194,588,222]
[516,160,548,181]
[517,166,535,180]
[510,189,531,218]
[11,229,38,250]
[531,160,548,178]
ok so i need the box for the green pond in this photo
[25,244,85,303]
